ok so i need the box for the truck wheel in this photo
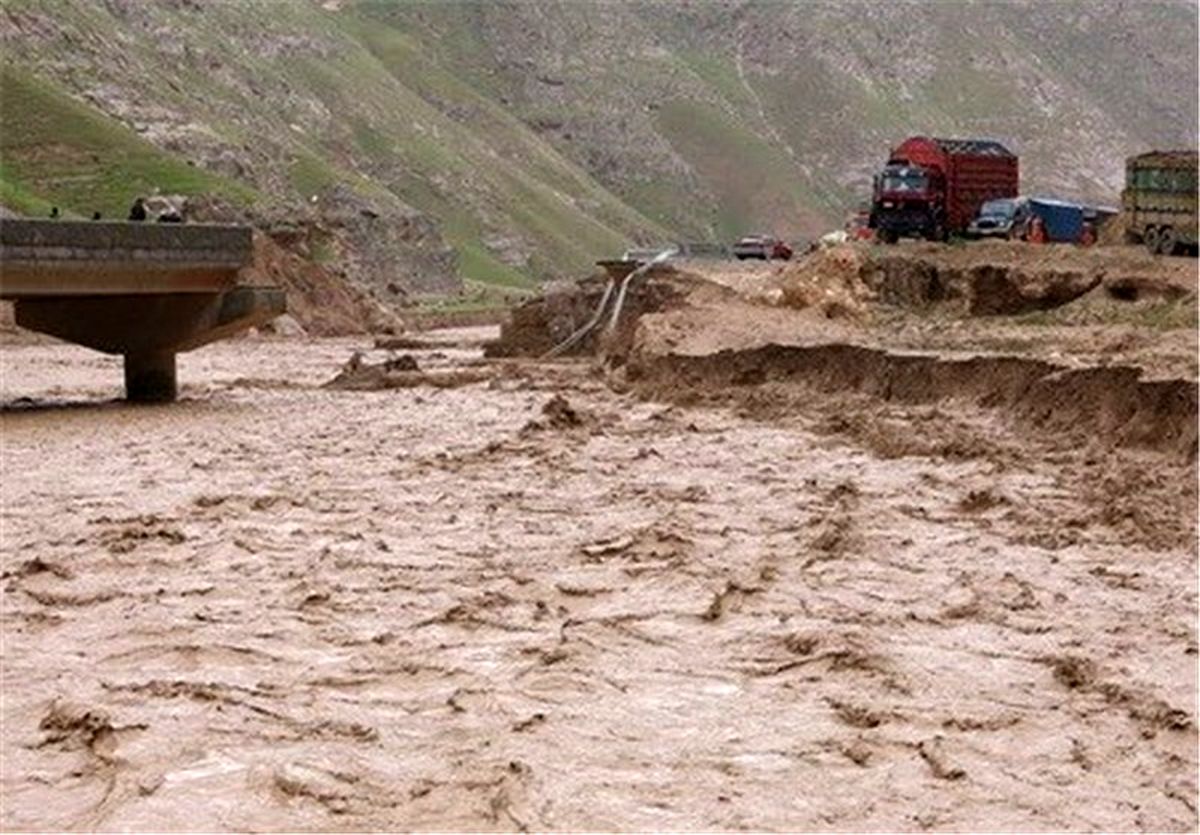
[1158,228,1178,256]
[879,230,898,245]
[1143,226,1160,255]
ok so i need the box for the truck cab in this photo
[870,162,946,243]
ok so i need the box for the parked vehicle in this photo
[1026,197,1086,243]
[869,136,1019,243]
[1122,150,1198,256]
[966,197,1031,239]
[732,235,793,260]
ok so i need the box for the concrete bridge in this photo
[1,219,284,401]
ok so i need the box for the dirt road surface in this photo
[2,323,1196,831]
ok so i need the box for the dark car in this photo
[966,197,1031,239]
[732,235,793,260]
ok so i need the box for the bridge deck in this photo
[0,219,252,298]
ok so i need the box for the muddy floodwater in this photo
[2,331,1196,831]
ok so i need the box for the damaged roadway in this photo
[1,241,1197,831]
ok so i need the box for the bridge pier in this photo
[1,220,286,403]
[124,351,177,403]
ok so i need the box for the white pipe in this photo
[606,248,672,335]
[542,277,616,359]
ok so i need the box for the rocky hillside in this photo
[2,0,1195,301]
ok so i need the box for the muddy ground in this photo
[2,242,1198,831]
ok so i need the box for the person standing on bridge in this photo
[128,198,147,221]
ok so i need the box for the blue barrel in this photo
[1029,198,1085,242]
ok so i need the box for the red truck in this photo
[869,137,1018,243]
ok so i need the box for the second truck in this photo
[1122,150,1198,256]
[869,136,1019,243]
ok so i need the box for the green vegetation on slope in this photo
[287,150,343,202]
[654,99,829,239]
[677,50,757,111]
[342,10,668,264]
[0,66,257,218]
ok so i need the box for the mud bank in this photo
[865,255,1195,317]
[627,343,1198,460]
[864,241,1198,296]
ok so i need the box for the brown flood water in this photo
[1,331,1196,831]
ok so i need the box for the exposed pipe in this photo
[541,248,673,359]
[605,248,672,335]
[541,277,616,359]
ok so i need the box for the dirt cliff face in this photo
[237,231,403,337]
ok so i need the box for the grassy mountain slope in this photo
[0,66,256,218]
[363,0,1195,240]
[2,0,1196,297]
[0,0,670,292]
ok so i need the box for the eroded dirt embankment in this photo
[237,230,404,337]
[859,240,1198,314]
[625,343,1198,460]
[490,243,1197,464]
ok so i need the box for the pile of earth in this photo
[323,351,491,390]
[1096,211,1129,246]
[774,246,876,319]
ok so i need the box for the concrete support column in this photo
[124,350,177,402]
